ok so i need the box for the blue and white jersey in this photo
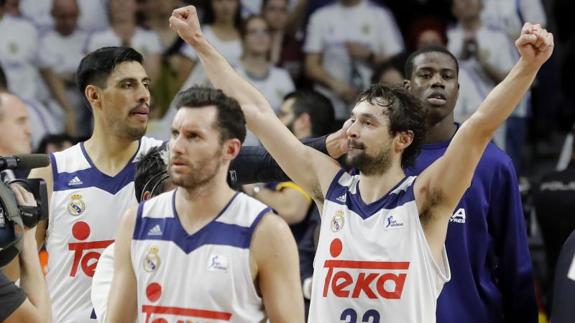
[46,136,163,323]
[131,190,269,323]
[309,170,450,323]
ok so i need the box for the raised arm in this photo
[415,23,553,261]
[105,208,138,323]
[169,6,340,201]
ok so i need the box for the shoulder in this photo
[6,15,37,33]
[309,3,337,21]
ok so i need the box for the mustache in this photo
[348,139,365,149]
[129,102,150,113]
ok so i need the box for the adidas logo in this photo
[336,194,346,203]
[148,224,163,236]
[68,176,83,186]
[450,208,466,224]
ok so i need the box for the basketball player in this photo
[169,5,553,322]
[106,87,304,322]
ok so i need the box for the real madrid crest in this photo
[67,193,86,216]
[143,246,161,272]
[331,210,345,232]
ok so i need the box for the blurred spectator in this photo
[304,0,404,121]
[262,0,307,87]
[533,143,575,305]
[0,65,60,151]
[19,0,108,33]
[0,92,32,156]
[237,16,294,113]
[35,133,75,154]
[481,0,546,39]
[371,55,405,85]
[86,0,162,83]
[179,0,243,88]
[0,0,76,135]
[406,16,448,52]
[40,0,91,137]
[138,0,189,121]
[448,0,528,173]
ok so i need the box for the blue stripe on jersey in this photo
[133,193,271,253]
[325,170,416,219]
[53,164,136,194]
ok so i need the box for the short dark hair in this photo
[261,0,288,10]
[283,90,335,136]
[203,0,243,30]
[404,46,459,79]
[35,133,76,153]
[76,47,143,94]
[371,54,406,84]
[174,86,246,143]
[357,84,427,169]
[135,144,169,203]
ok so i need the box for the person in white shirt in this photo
[448,0,528,167]
[86,0,163,83]
[481,0,546,39]
[19,0,109,33]
[0,1,76,135]
[40,0,91,137]
[179,0,243,88]
[304,0,404,120]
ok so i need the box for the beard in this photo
[345,140,392,176]
[169,149,223,190]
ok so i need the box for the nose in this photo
[136,82,151,104]
[346,119,360,139]
[431,73,445,88]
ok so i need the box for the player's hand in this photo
[515,23,554,68]
[326,119,352,159]
[169,5,203,46]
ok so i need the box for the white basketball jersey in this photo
[131,191,269,323]
[46,137,163,323]
[309,171,451,323]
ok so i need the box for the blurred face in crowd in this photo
[377,68,404,86]
[0,93,32,155]
[416,29,445,49]
[109,0,137,24]
[1,0,20,16]
[406,52,459,125]
[452,0,483,21]
[140,0,178,19]
[52,0,80,36]
[242,17,272,57]
[211,0,239,24]
[262,0,289,32]
[93,61,151,140]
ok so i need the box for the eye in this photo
[170,130,179,139]
[142,80,151,89]
[120,81,134,89]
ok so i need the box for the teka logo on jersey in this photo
[322,239,409,299]
[142,282,232,322]
[68,221,114,277]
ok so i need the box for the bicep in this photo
[4,299,44,323]
[252,214,305,323]
[28,166,52,247]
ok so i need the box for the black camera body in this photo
[0,154,50,267]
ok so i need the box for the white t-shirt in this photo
[304,0,404,119]
[86,27,163,56]
[24,98,64,150]
[241,0,298,16]
[448,24,530,118]
[481,0,547,39]
[0,15,55,101]
[236,64,295,114]
[40,29,89,76]
[20,0,109,33]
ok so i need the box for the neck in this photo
[175,170,236,231]
[56,27,74,37]
[358,164,405,204]
[341,0,362,7]
[113,20,136,34]
[461,17,481,32]
[424,115,457,144]
[84,124,140,175]
[213,19,236,30]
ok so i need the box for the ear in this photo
[403,79,411,91]
[85,85,101,109]
[394,130,414,152]
[223,138,242,161]
[142,191,152,201]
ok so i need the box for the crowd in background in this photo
[1,0,575,320]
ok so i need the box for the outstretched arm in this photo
[169,6,340,201]
[415,23,554,262]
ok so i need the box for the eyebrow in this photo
[116,77,152,85]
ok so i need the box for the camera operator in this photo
[0,184,51,323]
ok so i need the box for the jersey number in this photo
[340,308,380,323]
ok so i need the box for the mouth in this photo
[347,140,365,151]
[129,104,151,118]
[426,92,447,106]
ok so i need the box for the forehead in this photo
[106,61,148,83]
[351,100,390,123]
[412,52,457,72]
[172,106,218,130]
